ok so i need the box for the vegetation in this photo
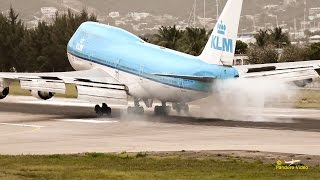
[0,152,319,179]
[146,26,209,56]
[235,40,249,54]
[279,45,310,62]
[1,7,320,72]
[247,45,279,64]
[253,28,290,48]
[0,7,96,72]
[248,27,320,64]
[309,43,320,60]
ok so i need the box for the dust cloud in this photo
[194,78,299,122]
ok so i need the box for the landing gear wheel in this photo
[95,104,111,117]
[154,106,171,116]
[95,105,103,117]
[102,103,111,115]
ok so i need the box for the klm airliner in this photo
[0,0,320,116]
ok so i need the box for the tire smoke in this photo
[195,78,298,122]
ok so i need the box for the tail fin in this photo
[199,0,243,66]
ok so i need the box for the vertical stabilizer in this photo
[199,0,243,66]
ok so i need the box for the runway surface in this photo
[0,96,320,155]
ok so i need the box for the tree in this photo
[279,45,310,62]
[177,27,207,55]
[154,25,182,50]
[254,29,271,47]
[235,40,248,54]
[304,29,312,37]
[139,35,150,42]
[309,43,320,60]
[271,27,290,48]
[0,7,26,72]
[247,45,279,64]
[0,13,10,71]
[13,9,97,72]
[254,28,290,48]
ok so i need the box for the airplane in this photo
[0,0,320,116]
[285,159,301,166]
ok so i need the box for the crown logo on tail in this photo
[217,21,226,35]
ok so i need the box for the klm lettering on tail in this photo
[210,21,233,53]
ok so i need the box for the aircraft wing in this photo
[235,60,320,82]
[0,68,128,105]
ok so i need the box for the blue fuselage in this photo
[67,22,239,92]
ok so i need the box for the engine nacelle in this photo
[31,90,54,100]
[0,87,9,99]
[294,79,313,87]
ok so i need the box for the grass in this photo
[266,89,320,108]
[0,152,319,179]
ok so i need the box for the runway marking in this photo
[0,124,42,137]
[17,100,126,108]
[0,123,45,128]
[57,119,118,124]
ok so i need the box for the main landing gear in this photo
[95,103,111,117]
[154,102,171,116]
[125,98,189,116]
[127,98,144,114]
[172,103,189,114]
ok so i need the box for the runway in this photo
[0,96,320,155]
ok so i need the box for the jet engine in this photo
[294,78,313,88]
[0,87,9,99]
[31,90,54,100]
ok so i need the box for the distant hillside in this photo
[0,0,66,21]
[1,0,320,34]
[2,0,320,20]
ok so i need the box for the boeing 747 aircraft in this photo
[0,0,319,116]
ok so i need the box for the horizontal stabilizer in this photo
[235,60,320,83]
[153,73,216,82]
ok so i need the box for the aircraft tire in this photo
[95,105,104,117]
[154,106,170,116]
[102,103,111,115]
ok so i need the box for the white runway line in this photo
[0,123,45,128]
[18,100,127,108]
[57,119,118,124]
[19,101,94,107]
